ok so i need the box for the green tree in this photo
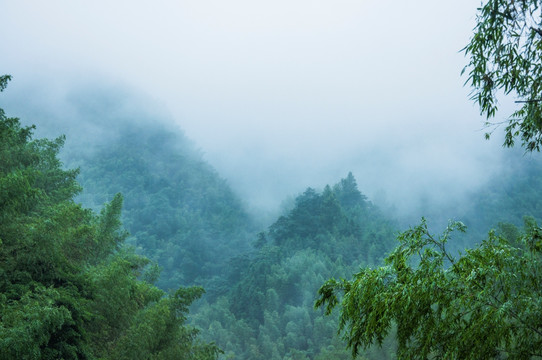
[333,172,367,210]
[0,76,90,359]
[0,75,11,91]
[111,287,220,360]
[463,0,542,150]
[316,219,542,359]
[0,76,220,360]
[314,3,542,358]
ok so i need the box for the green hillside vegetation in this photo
[65,111,401,358]
[191,174,399,359]
[0,76,219,360]
[8,79,542,359]
[71,119,255,292]
[26,97,401,358]
[6,71,542,359]
[316,1,542,358]
[5,0,542,355]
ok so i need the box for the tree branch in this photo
[531,27,542,37]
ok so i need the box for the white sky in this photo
[0,1,515,219]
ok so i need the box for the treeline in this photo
[4,75,542,359]
[191,173,398,359]
[58,97,399,358]
[66,102,542,359]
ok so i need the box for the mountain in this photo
[71,116,256,292]
[193,173,399,359]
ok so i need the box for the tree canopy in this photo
[316,219,542,359]
[315,1,542,358]
[0,76,220,360]
[463,0,542,150]
[71,115,254,292]
[192,174,398,360]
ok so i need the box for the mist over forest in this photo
[1,0,515,222]
[1,80,525,230]
[3,1,542,359]
[3,77,542,359]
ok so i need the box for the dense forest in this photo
[3,73,542,359]
[31,88,401,358]
[3,1,542,359]
[72,121,255,293]
[0,75,220,360]
[317,1,542,358]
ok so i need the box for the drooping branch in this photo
[531,27,542,37]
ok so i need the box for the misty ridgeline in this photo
[3,2,542,355]
[2,74,542,360]
[6,0,542,356]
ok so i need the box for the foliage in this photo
[0,78,219,359]
[192,174,398,360]
[0,75,11,91]
[268,173,394,263]
[463,0,542,150]
[313,3,542,358]
[316,218,542,359]
[231,174,395,323]
[72,120,254,291]
[15,55,542,359]
[0,93,88,359]
[11,80,403,359]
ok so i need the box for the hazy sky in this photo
[0,1,519,219]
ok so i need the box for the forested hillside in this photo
[67,105,542,359]
[316,1,542,358]
[7,77,542,359]
[191,174,398,359]
[5,0,542,358]
[71,119,255,292]
[58,102,400,358]
[5,7,542,356]
[0,76,220,360]
[6,68,542,359]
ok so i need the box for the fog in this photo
[0,1,518,223]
